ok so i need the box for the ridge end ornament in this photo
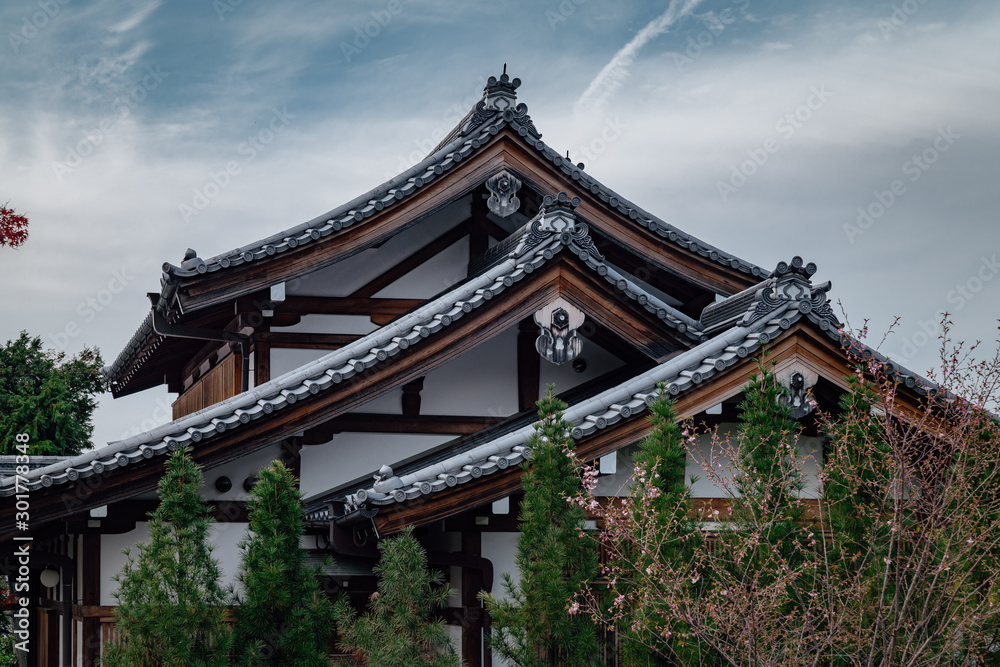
[534,298,585,365]
[486,170,522,218]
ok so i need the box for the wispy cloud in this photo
[107,0,162,34]
[573,0,703,115]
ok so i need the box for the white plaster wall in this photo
[100,521,248,605]
[352,386,403,414]
[419,326,519,417]
[270,347,330,380]
[299,432,453,498]
[685,427,824,499]
[482,532,520,667]
[100,523,150,606]
[286,197,471,298]
[199,441,285,502]
[481,532,519,604]
[373,237,470,299]
[538,337,625,397]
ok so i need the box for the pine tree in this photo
[103,448,232,667]
[232,461,337,666]
[481,389,603,667]
[733,360,806,564]
[619,385,703,665]
[335,526,459,667]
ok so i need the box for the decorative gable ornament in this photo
[534,298,586,365]
[485,170,521,218]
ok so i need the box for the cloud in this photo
[107,0,162,34]
[760,41,792,51]
[573,0,703,116]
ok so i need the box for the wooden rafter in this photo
[350,220,471,298]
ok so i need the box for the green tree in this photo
[481,389,604,667]
[0,331,104,456]
[103,448,232,667]
[618,386,704,665]
[233,461,337,666]
[336,526,459,667]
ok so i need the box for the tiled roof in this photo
[107,70,763,390]
[0,205,702,499]
[318,256,948,521]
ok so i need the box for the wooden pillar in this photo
[461,531,484,667]
[469,189,490,263]
[254,340,270,387]
[517,318,540,412]
[81,531,102,667]
[280,436,303,480]
[401,377,424,417]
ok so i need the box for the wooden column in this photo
[254,340,270,387]
[461,531,484,667]
[81,531,102,666]
[280,436,303,480]
[469,189,490,263]
[401,377,424,416]
[517,318,540,412]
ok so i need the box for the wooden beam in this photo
[516,318,540,412]
[303,413,504,444]
[469,189,490,264]
[279,296,424,325]
[352,221,471,298]
[255,332,363,349]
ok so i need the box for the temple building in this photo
[0,70,945,666]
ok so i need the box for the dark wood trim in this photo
[256,332,363,349]
[254,340,270,385]
[516,319,540,412]
[469,189,490,264]
[462,531,484,667]
[303,413,504,444]
[81,531,101,667]
[401,377,424,417]
[279,296,424,326]
[352,221,471,298]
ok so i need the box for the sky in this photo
[1,0,998,450]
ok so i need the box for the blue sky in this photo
[1,0,998,448]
